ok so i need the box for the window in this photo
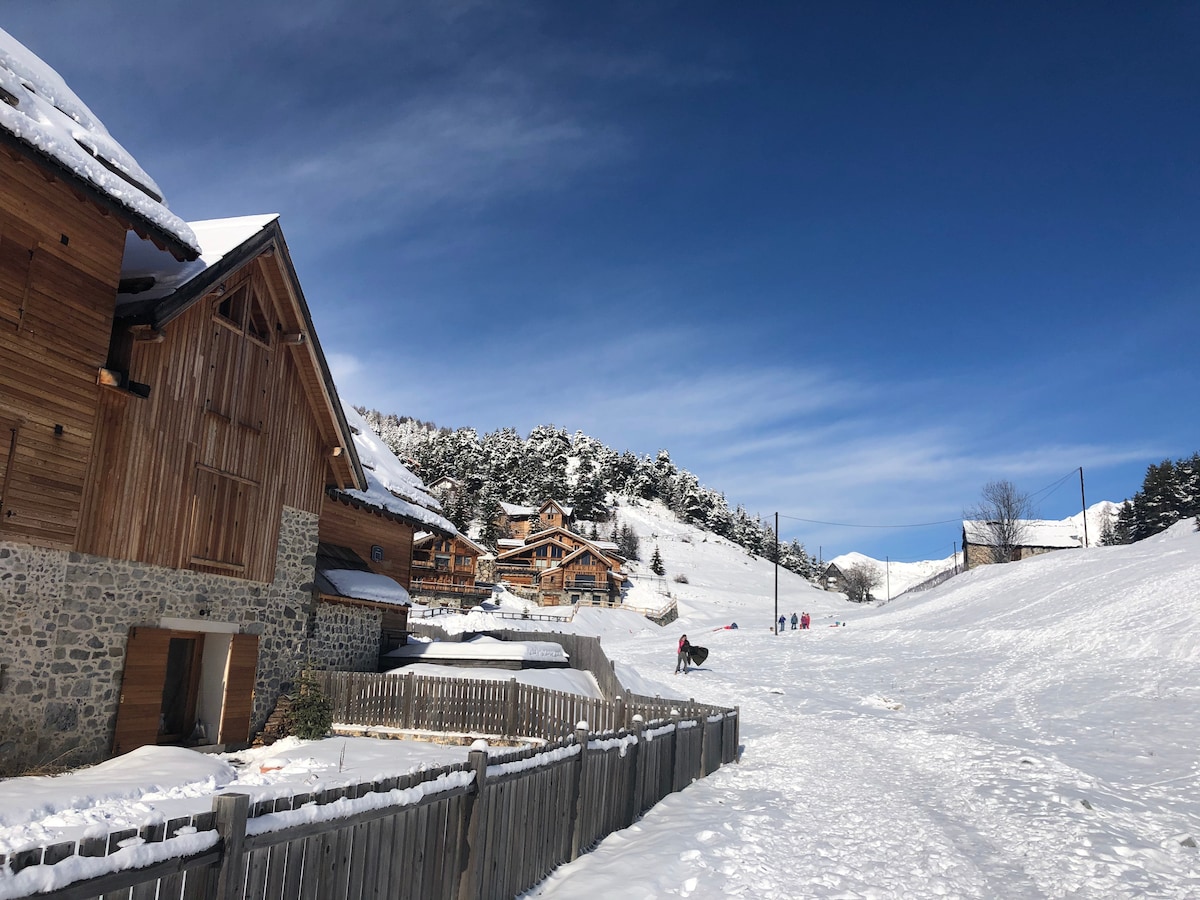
[580,552,592,566]
[574,574,596,587]
[550,545,564,558]
[205,280,273,430]
[190,466,258,572]
[435,554,450,571]
[535,545,547,557]
[455,554,471,568]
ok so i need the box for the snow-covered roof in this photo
[500,502,535,517]
[117,215,278,307]
[539,500,573,516]
[496,538,524,550]
[333,404,457,534]
[0,27,198,258]
[383,635,568,664]
[413,530,486,555]
[320,568,412,606]
[962,519,1083,549]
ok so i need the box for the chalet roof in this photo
[496,538,525,550]
[499,502,535,517]
[113,215,364,490]
[961,520,1083,550]
[538,500,573,517]
[495,535,576,561]
[0,27,198,260]
[331,404,456,535]
[413,530,487,556]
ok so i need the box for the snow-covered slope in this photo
[2,498,1198,899]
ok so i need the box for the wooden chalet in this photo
[495,498,574,540]
[318,403,459,660]
[0,30,365,774]
[411,530,491,607]
[493,525,624,606]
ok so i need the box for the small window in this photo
[550,546,563,558]
[371,545,384,562]
[536,545,547,557]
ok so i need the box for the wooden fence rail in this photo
[0,711,740,900]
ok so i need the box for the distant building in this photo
[961,520,1084,569]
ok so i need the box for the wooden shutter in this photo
[112,627,172,755]
[217,633,259,745]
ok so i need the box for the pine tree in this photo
[650,546,665,576]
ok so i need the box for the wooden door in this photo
[112,627,173,755]
[217,633,259,745]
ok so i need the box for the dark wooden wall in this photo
[0,155,126,550]
[319,498,415,588]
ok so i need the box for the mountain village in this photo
[2,21,1199,900]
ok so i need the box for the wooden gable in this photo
[77,227,361,582]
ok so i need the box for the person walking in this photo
[801,611,811,630]
[676,634,692,673]
[790,612,799,630]
[778,614,786,633]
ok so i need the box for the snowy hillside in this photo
[2,499,1198,899]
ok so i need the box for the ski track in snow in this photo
[523,502,1200,899]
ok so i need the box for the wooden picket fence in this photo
[313,669,732,744]
[0,711,740,900]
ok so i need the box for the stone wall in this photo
[0,507,319,776]
[309,602,382,673]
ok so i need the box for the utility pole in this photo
[1079,467,1089,547]
[774,512,779,635]
[953,541,959,574]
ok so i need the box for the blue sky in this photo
[7,2,1198,562]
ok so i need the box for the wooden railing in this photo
[0,714,740,900]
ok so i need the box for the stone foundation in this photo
[0,507,319,777]
[309,602,382,672]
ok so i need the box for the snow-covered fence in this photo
[0,715,741,900]
[313,669,736,746]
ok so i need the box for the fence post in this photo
[698,712,708,778]
[568,724,590,861]
[403,671,416,730]
[669,708,681,793]
[614,695,626,730]
[506,677,519,738]
[626,715,644,826]
[457,748,489,900]
[212,792,249,900]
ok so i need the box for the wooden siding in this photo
[0,154,127,550]
[319,497,415,588]
[77,261,332,581]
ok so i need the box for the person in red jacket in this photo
[676,634,692,674]
[801,612,811,630]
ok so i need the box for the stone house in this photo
[0,32,365,774]
[961,520,1084,569]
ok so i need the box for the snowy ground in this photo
[2,499,1199,899]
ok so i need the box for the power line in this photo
[778,513,961,529]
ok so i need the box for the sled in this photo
[688,645,709,666]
